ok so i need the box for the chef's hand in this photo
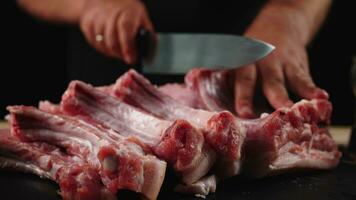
[234,3,329,118]
[80,0,155,65]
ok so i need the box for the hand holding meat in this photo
[234,0,332,118]
[80,0,155,64]
[236,23,326,116]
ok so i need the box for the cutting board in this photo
[0,121,8,129]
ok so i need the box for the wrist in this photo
[246,1,312,46]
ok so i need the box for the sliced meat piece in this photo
[0,129,114,200]
[110,70,244,178]
[7,106,165,200]
[60,80,216,185]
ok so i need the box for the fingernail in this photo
[314,89,329,99]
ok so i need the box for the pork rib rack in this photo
[109,70,245,177]
[0,129,115,200]
[240,99,341,176]
[7,106,166,200]
[60,80,216,185]
[161,68,341,176]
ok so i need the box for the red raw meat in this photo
[159,83,202,110]
[0,67,341,199]
[240,100,340,176]
[159,69,235,113]
[7,106,166,200]
[110,70,245,178]
[60,80,216,185]
[0,129,114,200]
[160,68,340,176]
[39,100,64,115]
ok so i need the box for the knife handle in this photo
[135,27,154,72]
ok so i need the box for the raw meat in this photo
[60,80,216,185]
[39,100,63,115]
[162,68,330,115]
[7,106,166,200]
[0,129,115,200]
[184,68,235,112]
[159,69,235,113]
[240,99,340,176]
[159,83,201,110]
[160,68,341,176]
[0,66,342,200]
[109,70,245,178]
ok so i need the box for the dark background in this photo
[1,0,355,124]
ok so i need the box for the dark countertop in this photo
[1,151,356,200]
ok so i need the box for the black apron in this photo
[67,0,265,86]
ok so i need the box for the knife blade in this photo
[136,31,275,74]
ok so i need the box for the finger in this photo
[93,11,113,57]
[234,64,257,118]
[299,50,329,99]
[142,10,155,34]
[104,9,123,58]
[117,11,141,65]
[299,49,310,72]
[79,9,98,48]
[80,8,111,57]
[285,62,329,99]
[258,59,293,109]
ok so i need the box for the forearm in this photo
[246,0,332,45]
[17,0,85,24]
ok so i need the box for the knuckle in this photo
[236,67,255,83]
[264,81,288,99]
[293,69,306,80]
[293,70,314,86]
[238,75,255,85]
[119,19,134,32]
[259,52,277,64]
[237,92,253,102]
[268,76,284,86]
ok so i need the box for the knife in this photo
[136,29,275,74]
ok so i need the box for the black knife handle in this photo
[135,27,154,72]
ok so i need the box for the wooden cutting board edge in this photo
[0,121,352,146]
[0,121,8,129]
